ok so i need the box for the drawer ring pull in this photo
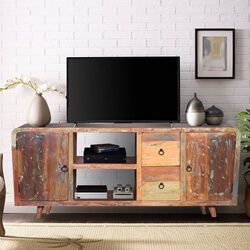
[158,148,165,156]
[159,182,165,189]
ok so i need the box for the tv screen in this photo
[67,57,180,123]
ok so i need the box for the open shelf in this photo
[72,156,137,169]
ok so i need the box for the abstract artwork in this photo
[195,29,235,79]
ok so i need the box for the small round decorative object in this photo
[185,93,205,127]
[205,105,224,125]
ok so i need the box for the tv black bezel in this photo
[66,56,180,123]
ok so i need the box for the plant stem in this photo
[0,80,39,94]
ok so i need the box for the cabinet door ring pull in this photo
[60,165,68,173]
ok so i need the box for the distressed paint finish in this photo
[16,132,69,201]
[186,132,236,202]
[136,132,142,200]
[11,125,240,215]
[68,132,75,201]
[142,133,180,166]
[208,133,236,201]
[141,167,180,201]
[186,133,208,201]
[180,133,187,202]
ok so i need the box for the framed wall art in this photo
[195,28,235,79]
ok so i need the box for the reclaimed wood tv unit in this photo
[12,124,240,218]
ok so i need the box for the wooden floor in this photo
[3,213,250,223]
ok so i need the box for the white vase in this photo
[27,94,51,127]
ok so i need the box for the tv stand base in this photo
[12,125,240,220]
[34,205,218,218]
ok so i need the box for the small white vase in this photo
[27,94,51,127]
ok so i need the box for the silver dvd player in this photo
[74,185,108,200]
[74,192,107,199]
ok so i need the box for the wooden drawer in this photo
[142,133,180,166]
[141,167,180,201]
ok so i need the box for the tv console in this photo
[12,123,240,218]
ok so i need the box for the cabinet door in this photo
[185,132,236,201]
[16,132,69,201]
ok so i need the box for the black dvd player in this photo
[84,147,126,163]
[91,143,119,153]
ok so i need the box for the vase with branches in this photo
[0,77,65,96]
[0,77,66,127]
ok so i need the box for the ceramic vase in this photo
[205,105,224,125]
[27,93,51,127]
[185,93,205,127]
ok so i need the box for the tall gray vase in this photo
[27,93,51,127]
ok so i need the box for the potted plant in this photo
[0,77,65,127]
[237,109,250,217]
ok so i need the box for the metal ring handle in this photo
[158,149,164,156]
[60,165,68,173]
[158,182,165,189]
[186,165,192,172]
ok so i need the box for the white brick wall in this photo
[0,0,250,213]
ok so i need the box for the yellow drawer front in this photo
[142,133,180,166]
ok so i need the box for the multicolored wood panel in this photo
[141,167,180,200]
[142,133,180,166]
[11,126,240,211]
[208,133,236,201]
[185,132,236,201]
[15,132,69,201]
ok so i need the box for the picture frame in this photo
[195,28,235,79]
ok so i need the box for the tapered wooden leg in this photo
[36,206,44,219]
[208,207,217,218]
[200,206,206,215]
[45,206,52,215]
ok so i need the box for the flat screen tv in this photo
[67,57,180,123]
